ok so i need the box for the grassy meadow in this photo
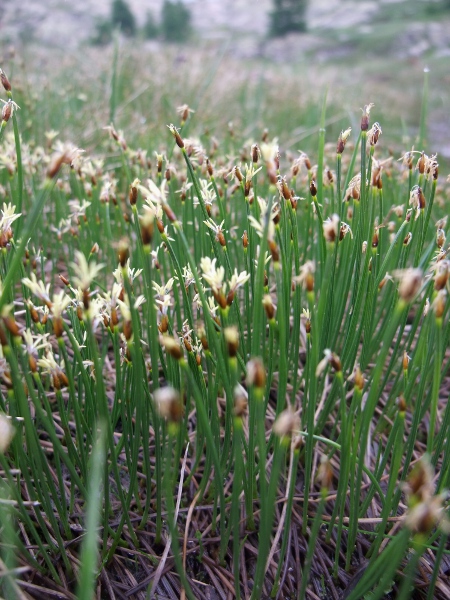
[0,23,450,600]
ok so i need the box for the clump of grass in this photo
[0,57,449,600]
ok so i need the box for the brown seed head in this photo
[403,351,410,372]
[323,214,340,244]
[434,261,449,292]
[395,268,423,303]
[436,229,445,249]
[162,202,177,224]
[246,357,266,389]
[361,103,374,132]
[160,335,184,360]
[140,212,154,246]
[330,352,342,373]
[197,325,209,351]
[0,69,11,92]
[403,232,412,246]
[233,385,248,418]
[117,239,130,268]
[154,386,184,423]
[252,143,260,164]
[269,239,280,263]
[2,316,20,338]
[262,294,275,321]
[337,127,352,154]
[224,326,239,358]
[417,152,426,174]
[129,178,140,206]
[367,122,382,146]
[397,395,407,413]
[158,313,169,334]
[1,101,12,123]
[354,366,364,391]
[273,408,300,440]
[167,124,184,149]
[433,290,446,319]
[318,455,334,491]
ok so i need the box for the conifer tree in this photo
[269,0,307,36]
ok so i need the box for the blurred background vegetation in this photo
[0,0,449,167]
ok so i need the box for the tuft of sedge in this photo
[309,178,317,197]
[242,230,248,249]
